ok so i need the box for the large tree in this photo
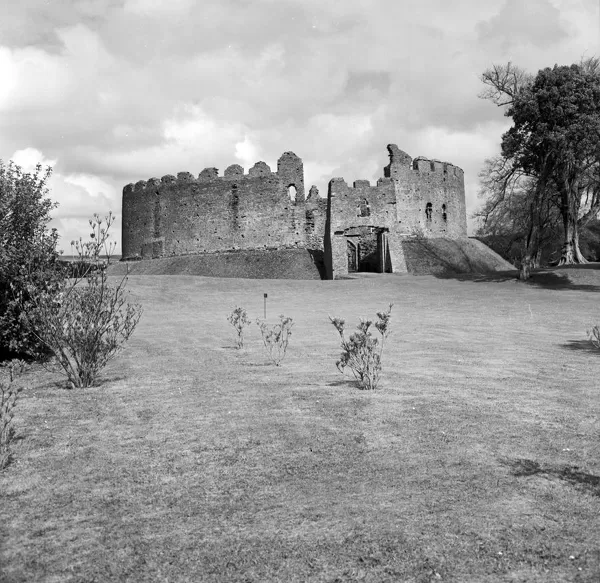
[503,64,600,265]
[480,60,600,275]
[0,160,63,357]
[475,155,562,270]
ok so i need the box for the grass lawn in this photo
[1,267,600,582]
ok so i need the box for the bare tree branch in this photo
[479,62,533,107]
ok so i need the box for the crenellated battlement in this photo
[123,151,304,196]
[411,156,464,178]
[383,144,464,180]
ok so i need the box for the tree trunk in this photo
[555,203,588,265]
[555,174,588,265]
[518,261,531,280]
[518,179,545,281]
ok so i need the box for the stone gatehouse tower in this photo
[121,144,468,279]
[325,144,467,278]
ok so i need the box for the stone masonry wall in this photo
[122,152,326,260]
[326,144,467,279]
[326,177,405,278]
[386,144,467,238]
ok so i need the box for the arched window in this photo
[442,204,447,222]
[425,202,432,221]
[288,185,297,202]
[357,198,370,217]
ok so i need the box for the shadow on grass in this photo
[327,378,377,391]
[562,340,599,354]
[552,262,600,271]
[436,269,600,292]
[40,373,129,390]
[503,458,600,497]
[328,379,359,388]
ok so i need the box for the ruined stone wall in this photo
[386,144,467,238]
[325,144,467,279]
[326,177,406,279]
[122,152,325,260]
[122,144,467,280]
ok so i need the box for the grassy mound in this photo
[108,248,325,279]
[401,237,515,275]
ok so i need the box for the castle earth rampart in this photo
[122,152,326,261]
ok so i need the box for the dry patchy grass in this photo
[1,268,600,582]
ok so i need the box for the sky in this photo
[1,0,598,253]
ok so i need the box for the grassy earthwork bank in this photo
[1,267,600,582]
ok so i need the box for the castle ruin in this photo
[122,144,473,279]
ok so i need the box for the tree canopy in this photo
[479,60,600,276]
[0,160,63,357]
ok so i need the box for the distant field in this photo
[1,267,600,582]
[59,255,122,262]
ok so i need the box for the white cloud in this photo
[477,0,569,50]
[123,0,194,15]
[234,136,260,169]
[0,45,70,113]
[10,147,56,172]
[0,48,17,110]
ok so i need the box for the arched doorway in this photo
[345,227,390,273]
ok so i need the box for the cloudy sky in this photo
[1,0,598,253]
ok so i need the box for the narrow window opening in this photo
[442,204,447,222]
[357,198,370,217]
[430,161,435,172]
[288,184,297,202]
[425,202,433,221]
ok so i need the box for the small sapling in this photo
[227,306,251,349]
[256,315,294,366]
[329,304,393,390]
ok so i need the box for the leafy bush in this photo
[588,325,600,349]
[26,213,142,388]
[0,360,24,470]
[0,160,65,358]
[256,315,294,366]
[227,306,251,348]
[329,304,393,390]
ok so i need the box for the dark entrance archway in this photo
[345,227,390,273]
[347,239,359,273]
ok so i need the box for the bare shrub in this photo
[227,306,251,348]
[256,315,294,366]
[26,213,142,388]
[0,360,24,470]
[329,304,393,390]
